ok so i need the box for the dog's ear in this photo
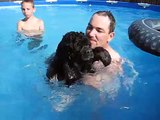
[46,55,59,79]
[46,67,53,79]
[93,47,111,66]
[45,53,55,64]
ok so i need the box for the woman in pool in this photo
[17,0,44,37]
[82,11,122,90]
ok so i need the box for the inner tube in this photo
[128,19,160,56]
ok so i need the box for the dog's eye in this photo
[86,49,92,54]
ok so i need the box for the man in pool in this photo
[82,11,122,90]
[17,0,44,37]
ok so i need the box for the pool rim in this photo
[0,1,160,12]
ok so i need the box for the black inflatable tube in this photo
[128,19,160,56]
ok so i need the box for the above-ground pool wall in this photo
[0,0,160,12]
[0,0,160,5]
[120,0,160,5]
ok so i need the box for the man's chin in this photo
[91,42,99,48]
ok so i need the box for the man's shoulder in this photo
[105,46,120,61]
[110,50,121,61]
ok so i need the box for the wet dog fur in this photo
[46,31,111,85]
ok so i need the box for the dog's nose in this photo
[81,47,94,61]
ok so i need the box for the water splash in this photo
[121,58,139,96]
[47,58,139,112]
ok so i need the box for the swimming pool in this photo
[0,1,160,120]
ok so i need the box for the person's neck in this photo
[25,15,35,21]
[103,44,111,51]
[105,45,121,61]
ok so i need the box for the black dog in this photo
[46,31,111,85]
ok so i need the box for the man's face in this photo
[86,14,114,49]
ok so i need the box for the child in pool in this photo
[17,0,44,37]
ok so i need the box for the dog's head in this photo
[57,31,94,61]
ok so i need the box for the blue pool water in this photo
[0,2,160,120]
